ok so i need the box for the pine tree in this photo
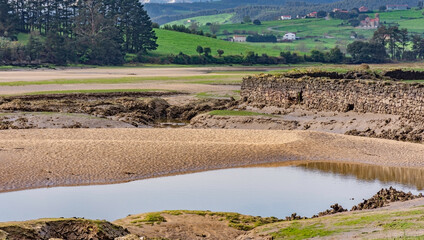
[0,0,16,37]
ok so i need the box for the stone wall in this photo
[241,74,424,121]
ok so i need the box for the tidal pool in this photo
[0,162,422,222]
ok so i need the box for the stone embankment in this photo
[241,72,424,121]
[241,70,424,142]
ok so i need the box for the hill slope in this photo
[146,0,420,24]
[166,13,235,26]
[152,29,281,56]
[191,9,424,53]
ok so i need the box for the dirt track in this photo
[0,128,423,193]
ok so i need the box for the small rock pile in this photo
[285,213,305,221]
[314,204,347,217]
[351,187,423,211]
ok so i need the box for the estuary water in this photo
[0,162,422,222]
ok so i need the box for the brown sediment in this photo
[0,129,423,193]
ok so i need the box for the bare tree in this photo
[209,23,220,35]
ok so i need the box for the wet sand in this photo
[0,128,423,193]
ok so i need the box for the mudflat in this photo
[0,128,423,193]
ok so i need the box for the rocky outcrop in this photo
[0,219,130,240]
[346,125,424,143]
[315,204,348,217]
[351,187,423,211]
[0,93,238,128]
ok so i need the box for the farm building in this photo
[232,35,247,42]
[283,32,296,41]
[360,13,380,29]
[281,15,292,20]
[386,4,408,10]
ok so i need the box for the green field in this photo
[166,13,235,26]
[152,29,282,56]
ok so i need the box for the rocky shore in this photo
[1,188,422,240]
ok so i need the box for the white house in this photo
[386,4,408,10]
[281,15,292,20]
[232,35,247,42]
[283,32,296,41]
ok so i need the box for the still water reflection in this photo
[296,162,424,190]
[0,162,422,222]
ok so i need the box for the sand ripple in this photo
[0,129,423,192]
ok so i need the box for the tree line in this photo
[135,45,346,65]
[347,26,424,63]
[0,0,157,65]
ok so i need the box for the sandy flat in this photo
[0,129,423,193]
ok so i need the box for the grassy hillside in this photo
[14,9,424,59]
[379,10,424,34]
[166,13,235,26]
[151,29,282,56]
[193,9,424,53]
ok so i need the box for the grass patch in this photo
[209,110,272,117]
[0,66,17,70]
[166,13,234,26]
[404,80,424,83]
[162,210,210,216]
[272,222,338,240]
[185,79,242,85]
[130,213,166,225]
[383,221,416,230]
[195,92,233,99]
[333,213,389,227]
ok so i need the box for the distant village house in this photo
[358,6,369,12]
[232,35,247,42]
[307,12,317,18]
[281,15,292,20]
[360,13,380,29]
[386,4,409,10]
[283,32,296,41]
